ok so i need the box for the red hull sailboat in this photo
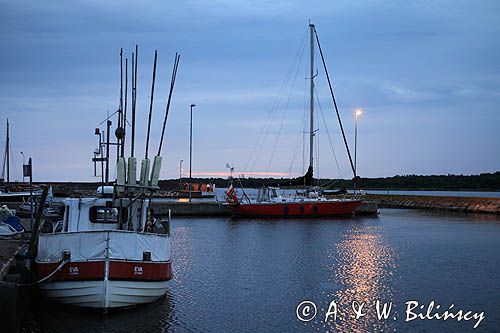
[226,23,363,218]
[226,186,362,218]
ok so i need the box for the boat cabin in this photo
[257,187,281,202]
[51,186,168,234]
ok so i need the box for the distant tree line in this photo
[158,171,500,191]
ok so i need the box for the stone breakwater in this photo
[366,194,500,214]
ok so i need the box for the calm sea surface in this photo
[27,209,500,332]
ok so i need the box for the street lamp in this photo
[179,159,184,179]
[354,109,363,178]
[20,151,25,182]
[189,104,196,202]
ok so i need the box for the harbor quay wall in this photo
[151,201,230,216]
[365,194,500,214]
[150,201,380,216]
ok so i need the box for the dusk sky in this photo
[1,0,499,182]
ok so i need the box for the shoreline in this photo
[366,194,500,215]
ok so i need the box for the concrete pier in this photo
[366,194,500,214]
[151,201,230,216]
[150,200,379,216]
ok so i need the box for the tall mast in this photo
[309,23,315,172]
[119,48,124,155]
[6,119,9,182]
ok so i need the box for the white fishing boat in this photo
[33,46,181,309]
[35,186,172,308]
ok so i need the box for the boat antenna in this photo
[119,48,124,154]
[121,58,128,158]
[145,50,157,159]
[157,53,180,156]
[314,29,356,178]
[131,45,138,157]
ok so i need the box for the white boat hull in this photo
[39,280,169,308]
[36,230,172,309]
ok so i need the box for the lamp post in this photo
[179,159,184,179]
[189,104,196,202]
[20,151,25,182]
[354,109,363,179]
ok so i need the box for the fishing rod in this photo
[157,53,180,156]
[131,45,138,158]
[138,49,157,188]
[121,58,128,158]
[145,50,157,159]
[117,48,123,163]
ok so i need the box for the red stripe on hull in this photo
[36,261,105,281]
[108,261,172,281]
[229,200,362,217]
[36,261,172,282]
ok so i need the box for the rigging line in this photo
[316,109,320,183]
[315,86,343,179]
[245,75,290,172]
[321,178,343,189]
[291,98,309,178]
[314,29,356,178]
[265,34,307,175]
[248,36,307,173]
[301,76,308,174]
[287,127,305,177]
[1,140,6,179]
[321,166,352,188]
[244,53,296,172]
[245,28,309,173]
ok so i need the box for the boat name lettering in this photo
[69,266,79,275]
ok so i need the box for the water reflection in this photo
[327,223,397,332]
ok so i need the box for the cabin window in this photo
[89,206,128,224]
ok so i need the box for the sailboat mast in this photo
[309,23,315,172]
[6,119,9,182]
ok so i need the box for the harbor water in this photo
[25,209,500,332]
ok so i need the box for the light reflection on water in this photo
[24,209,500,332]
[328,225,397,332]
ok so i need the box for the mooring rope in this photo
[17,258,70,287]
